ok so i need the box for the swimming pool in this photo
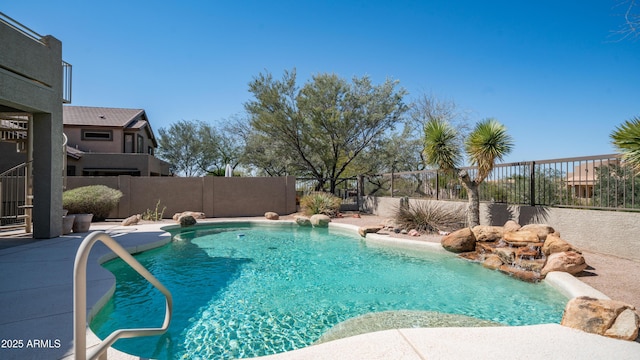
[90,222,568,359]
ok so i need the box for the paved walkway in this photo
[0,219,638,359]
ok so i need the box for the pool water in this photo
[90,223,567,359]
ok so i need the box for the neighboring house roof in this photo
[63,105,159,147]
[63,106,145,127]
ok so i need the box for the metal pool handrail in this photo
[73,231,173,360]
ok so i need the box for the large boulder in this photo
[173,211,205,221]
[541,251,587,276]
[471,225,503,242]
[520,224,555,241]
[310,214,331,227]
[503,230,539,246]
[561,296,640,341]
[264,212,279,220]
[294,215,311,227]
[441,228,476,253]
[541,233,574,256]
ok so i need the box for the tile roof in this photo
[63,106,146,127]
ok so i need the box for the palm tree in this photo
[424,118,513,227]
[611,116,640,173]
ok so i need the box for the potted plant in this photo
[62,185,123,233]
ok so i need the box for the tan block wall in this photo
[66,175,297,219]
[363,196,640,261]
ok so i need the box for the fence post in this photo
[529,161,536,206]
[436,172,440,200]
[390,169,394,198]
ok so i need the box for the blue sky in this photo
[3,1,639,163]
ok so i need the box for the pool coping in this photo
[87,219,627,359]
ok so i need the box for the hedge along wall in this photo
[363,196,640,262]
[66,175,297,219]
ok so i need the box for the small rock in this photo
[121,214,141,226]
[408,229,420,237]
[265,212,279,220]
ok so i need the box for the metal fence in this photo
[359,153,639,211]
[295,177,361,211]
[294,154,639,211]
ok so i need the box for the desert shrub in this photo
[142,200,166,221]
[300,192,342,217]
[394,199,465,233]
[63,185,123,221]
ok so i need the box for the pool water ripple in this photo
[90,224,567,359]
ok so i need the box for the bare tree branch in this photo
[614,0,639,41]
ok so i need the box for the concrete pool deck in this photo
[0,219,638,359]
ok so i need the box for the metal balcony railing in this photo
[63,60,72,103]
[74,231,173,360]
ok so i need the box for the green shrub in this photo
[63,185,123,221]
[394,199,465,233]
[300,192,342,217]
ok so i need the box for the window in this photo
[148,146,154,155]
[82,129,113,141]
[124,134,134,153]
[137,135,144,153]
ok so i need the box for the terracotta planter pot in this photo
[62,215,75,235]
[72,214,93,233]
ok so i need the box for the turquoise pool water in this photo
[90,223,567,359]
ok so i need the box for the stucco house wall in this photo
[0,20,64,238]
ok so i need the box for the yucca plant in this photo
[300,192,342,217]
[424,118,513,227]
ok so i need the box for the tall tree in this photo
[424,118,513,227]
[157,120,209,176]
[157,119,243,176]
[245,69,407,192]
